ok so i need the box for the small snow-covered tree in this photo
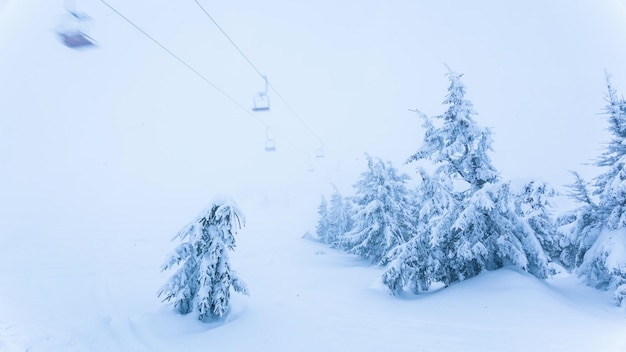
[315,196,330,242]
[158,197,249,321]
[325,186,354,246]
[557,171,601,269]
[383,69,552,294]
[338,154,417,265]
[513,180,560,263]
[382,169,457,294]
[315,189,354,245]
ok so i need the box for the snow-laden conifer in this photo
[325,186,354,246]
[315,189,353,245]
[407,70,498,193]
[158,197,249,321]
[513,180,560,262]
[382,169,457,294]
[561,75,626,306]
[315,196,330,242]
[557,171,601,269]
[338,154,416,265]
[383,70,552,294]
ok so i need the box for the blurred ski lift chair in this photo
[252,76,270,112]
[57,7,96,49]
[315,142,325,158]
[307,158,315,172]
[265,127,277,152]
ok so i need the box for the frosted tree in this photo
[557,171,600,269]
[513,180,560,263]
[561,75,626,306]
[315,189,354,245]
[158,197,249,321]
[593,77,626,229]
[325,186,354,246]
[383,69,552,294]
[315,196,330,242]
[407,70,498,193]
[382,169,457,294]
[338,154,417,265]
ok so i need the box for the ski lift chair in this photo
[57,10,96,49]
[315,142,325,158]
[252,76,270,112]
[252,93,270,112]
[59,31,95,48]
[265,128,276,152]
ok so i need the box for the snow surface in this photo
[2,0,626,351]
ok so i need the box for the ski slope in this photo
[1,1,626,351]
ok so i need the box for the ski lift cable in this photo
[191,0,325,147]
[192,0,265,79]
[98,0,312,158]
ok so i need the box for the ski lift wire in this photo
[191,0,325,146]
[192,0,265,79]
[97,0,312,158]
[99,0,251,121]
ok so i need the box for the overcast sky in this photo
[2,1,626,219]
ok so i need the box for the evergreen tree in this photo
[557,171,600,269]
[561,75,626,305]
[338,154,417,265]
[383,70,552,294]
[513,180,560,262]
[315,196,330,242]
[158,197,249,321]
[593,77,626,229]
[382,169,457,294]
[326,186,354,246]
[407,70,498,193]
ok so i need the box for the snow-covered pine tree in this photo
[513,180,560,263]
[315,195,330,242]
[557,171,600,269]
[158,196,249,321]
[338,154,417,265]
[407,69,498,193]
[382,69,552,294]
[562,75,626,306]
[325,186,354,246]
[382,168,457,294]
[315,189,353,245]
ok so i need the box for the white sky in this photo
[2,0,626,216]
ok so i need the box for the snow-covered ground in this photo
[2,1,626,351]
[2,197,626,351]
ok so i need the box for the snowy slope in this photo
[2,199,626,351]
[2,1,626,351]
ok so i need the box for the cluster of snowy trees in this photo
[157,72,626,323]
[315,70,626,306]
[159,197,249,321]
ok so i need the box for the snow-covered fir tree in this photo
[560,75,626,306]
[382,168,458,294]
[557,171,600,269]
[315,195,330,242]
[407,70,498,193]
[315,188,354,245]
[337,154,417,265]
[383,70,552,294]
[325,186,354,246]
[158,196,249,321]
[513,180,560,263]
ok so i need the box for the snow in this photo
[2,0,626,351]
